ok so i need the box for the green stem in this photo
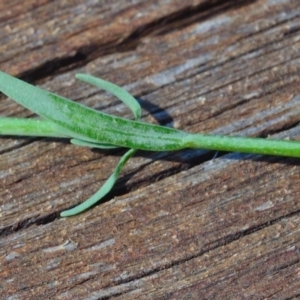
[2,117,300,158]
[185,133,300,158]
[0,117,69,138]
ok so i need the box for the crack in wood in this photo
[0,211,59,237]
[14,0,257,83]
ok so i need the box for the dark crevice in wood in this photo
[274,257,300,273]
[122,0,258,38]
[283,25,300,37]
[18,51,87,83]
[16,0,257,83]
[99,289,134,300]
[285,293,300,300]
[0,211,59,237]
[258,120,300,139]
[235,11,300,44]
[239,30,300,62]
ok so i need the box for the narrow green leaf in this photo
[60,148,136,217]
[76,74,141,120]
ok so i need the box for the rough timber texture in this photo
[1,0,300,299]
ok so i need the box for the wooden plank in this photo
[0,0,208,76]
[1,0,300,298]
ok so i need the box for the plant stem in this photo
[184,133,300,158]
[0,117,69,138]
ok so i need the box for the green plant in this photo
[1,71,300,216]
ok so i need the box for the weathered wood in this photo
[0,0,208,77]
[1,0,300,299]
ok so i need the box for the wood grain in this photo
[1,0,300,299]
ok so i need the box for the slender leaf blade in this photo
[0,71,187,151]
[76,74,141,120]
[60,148,136,217]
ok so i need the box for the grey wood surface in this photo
[1,0,300,299]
